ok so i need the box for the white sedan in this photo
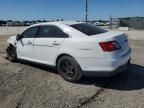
[6,21,131,82]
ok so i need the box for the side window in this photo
[37,25,68,38]
[21,26,38,38]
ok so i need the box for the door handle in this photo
[27,41,32,45]
[52,41,60,45]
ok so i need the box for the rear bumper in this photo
[76,48,131,77]
[83,59,130,77]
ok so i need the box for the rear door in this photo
[33,25,68,65]
[17,26,39,60]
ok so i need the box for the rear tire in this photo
[57,56,83,82]
[7,45,17,62]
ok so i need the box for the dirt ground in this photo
[0,28,144,108]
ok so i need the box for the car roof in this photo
[60,21,85,25]
[31,21,85,27]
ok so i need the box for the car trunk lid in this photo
[90,31,130,58]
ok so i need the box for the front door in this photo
[17,26,39,60]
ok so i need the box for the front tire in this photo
[6,45,17,62]
[57,56,83,82]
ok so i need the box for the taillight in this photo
[99,41,121,52]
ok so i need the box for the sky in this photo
[0,0,144,21]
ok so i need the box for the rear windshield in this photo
[70,23,107,36]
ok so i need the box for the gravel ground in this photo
[0,28,144,108]
[0,27,25,36]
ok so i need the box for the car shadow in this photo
[4,57,58,74]
[5,57,144,91]
[78,64,144,91]
[20,60,59,74]
[21,60,144,91]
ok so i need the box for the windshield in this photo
[70,23,107,36]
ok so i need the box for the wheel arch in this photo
[7,41,16,48]
[9,43,15,47]
[6,43,16,53]
[6,43,17,62]
[55,53,78,67]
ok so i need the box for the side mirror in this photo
[16,34,22,41]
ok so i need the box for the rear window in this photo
[70,23,107,36]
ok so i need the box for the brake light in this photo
[99,41,121,52]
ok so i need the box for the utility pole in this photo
[85,0,88,22]
[110,15,112,29]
